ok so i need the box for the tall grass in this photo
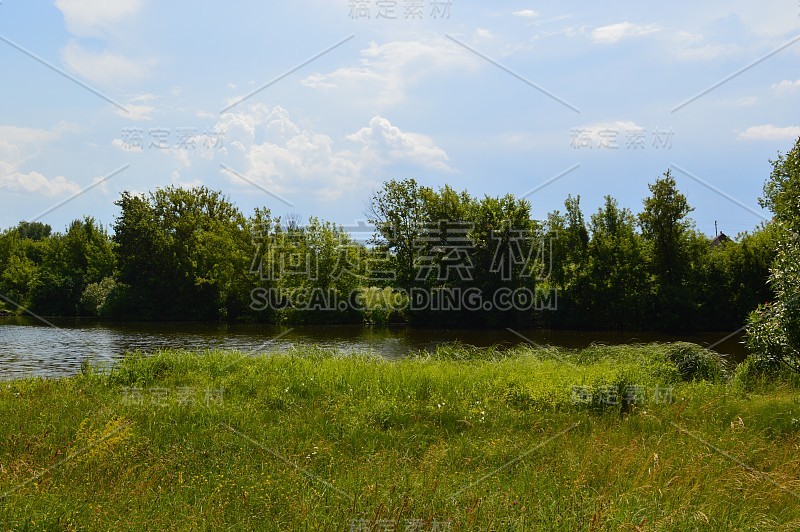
[1,343,798,530]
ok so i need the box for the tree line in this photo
[0,164,784,332]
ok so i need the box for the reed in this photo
[1,344,797,530]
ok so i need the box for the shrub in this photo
[731,353,800,390]
[746,137,800,376]
[359,286,408,325]
[80,277,118,316]
[662,342,728,382]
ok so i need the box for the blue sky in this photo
[0,0,798,237]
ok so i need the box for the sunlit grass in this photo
[1,344,798,530]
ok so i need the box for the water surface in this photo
[0,316,749,379]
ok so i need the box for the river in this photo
[0,316,749,379]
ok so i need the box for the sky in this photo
[0,0,799,237]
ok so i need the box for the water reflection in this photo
[0,316,750,380]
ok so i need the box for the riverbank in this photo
[1,344,798,529]
[0,318,752,380]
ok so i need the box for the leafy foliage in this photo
[113,187,253,320]
[747,136,800,372]
[0,167,780,330]
[0,218,114,314]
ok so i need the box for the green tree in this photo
[368,180,545,327]
[586,196,649,328]
[31,218,115,315]
[114,187,253,320]
[638,170,697,328]
[366,179,427,291]
[14,221,51,241]
[544,195,590,327]
[747,137,800,371]
[263,216,367,323]
[0,253,39,307]
[0,223,51,308]
[697,224,777,330]
[468,194,539,327]
[0,219,112,315]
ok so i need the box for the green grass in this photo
[1,343,799,530]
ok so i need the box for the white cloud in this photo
[119,104,155,121]
[0,124,82,196]
[719,96,759,107]
[578,120,645,131]
[0,124,75,166]
[57,1,152,90]
[55,0,142,38]
[215,105,361,201]
[725,0,799,38]
[674,42,741,61]
[738,124,800,141]
[89,174,112,195]
[591,22,660,44]
[513,10,538,18]
[170,147,192,169]
[475,28,493,42]
[301,38,480,106]
[170,170,203,190]
[773,79,800,92]
[130,93,156,103]
[346,116,452,172]
[517,23,589,46]
[107,104,452,202]
[169,105,453,202]
[0,163,81,197]
[665,30,742,61]
[115,93,157,121]
[111,138,143,152]
[63,41,151,87]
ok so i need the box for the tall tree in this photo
[14,221,51,241]
[544,195,590,326]
[586,196,648,328]
[747,137,800,370]
[638,170,697,328]
[366,179,427,291]
[114,187,253,320]
[32,218,115,315]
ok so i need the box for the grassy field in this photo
[1,343,799,530]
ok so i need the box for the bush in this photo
[746,137,800,376]
[661,342,728,382]
[746,303,792,369]
[81,277,118,316]
[359,286,408,325]
[732,353,800,390]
